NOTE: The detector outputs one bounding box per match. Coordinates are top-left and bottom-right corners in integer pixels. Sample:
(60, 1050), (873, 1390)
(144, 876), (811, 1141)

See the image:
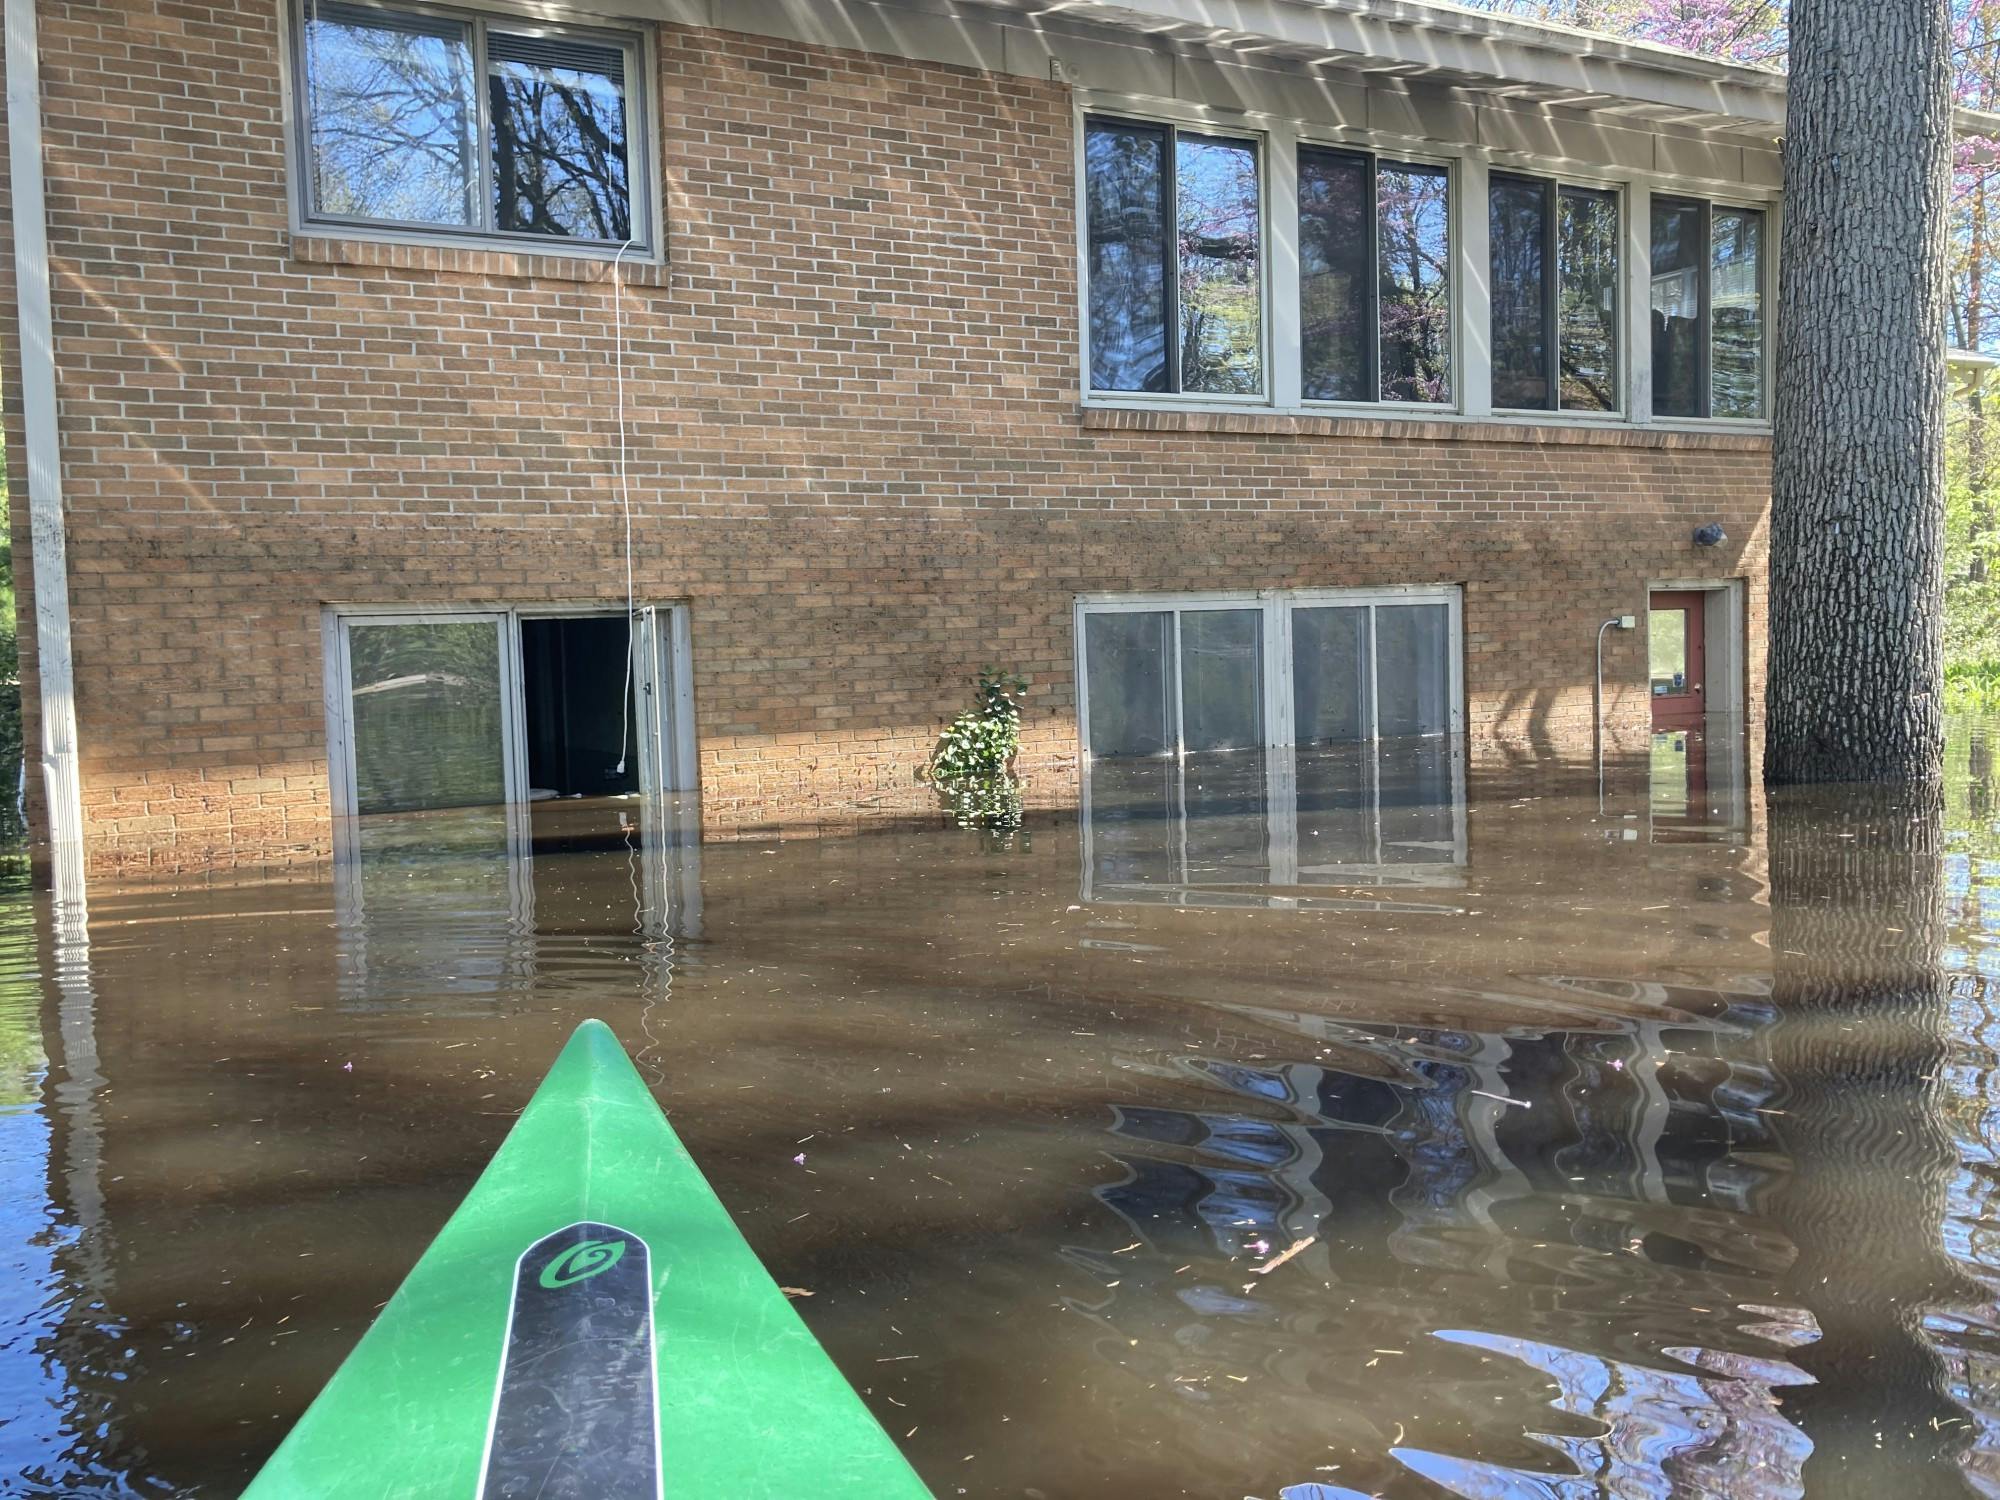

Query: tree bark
(1769, 0), (1952, 786)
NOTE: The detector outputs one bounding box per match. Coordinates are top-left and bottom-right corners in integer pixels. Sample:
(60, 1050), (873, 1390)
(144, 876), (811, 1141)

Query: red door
(1648, 591), (1707, 731)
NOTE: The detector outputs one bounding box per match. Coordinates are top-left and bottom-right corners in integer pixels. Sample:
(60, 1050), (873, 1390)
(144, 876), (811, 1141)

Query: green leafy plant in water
(927, 668), (1028, 831)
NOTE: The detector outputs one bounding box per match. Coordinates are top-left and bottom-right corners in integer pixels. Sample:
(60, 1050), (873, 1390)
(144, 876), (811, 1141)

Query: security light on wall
(1694, 523), (1728, 548)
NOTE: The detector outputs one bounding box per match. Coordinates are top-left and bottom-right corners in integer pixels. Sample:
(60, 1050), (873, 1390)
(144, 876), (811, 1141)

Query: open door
(1648, 591), (1708, 731)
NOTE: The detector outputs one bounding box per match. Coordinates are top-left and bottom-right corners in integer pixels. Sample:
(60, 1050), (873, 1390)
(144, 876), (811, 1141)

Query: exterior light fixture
(1693, 523), (1727, 548)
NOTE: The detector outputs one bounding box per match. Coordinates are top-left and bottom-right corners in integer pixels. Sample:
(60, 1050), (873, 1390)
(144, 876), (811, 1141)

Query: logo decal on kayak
(480, 1222), (659, 1499)
(538, 1237), (626, 1289)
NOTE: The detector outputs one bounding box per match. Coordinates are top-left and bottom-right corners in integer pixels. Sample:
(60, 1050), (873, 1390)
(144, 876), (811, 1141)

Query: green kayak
(244, 1019), (933, 1499)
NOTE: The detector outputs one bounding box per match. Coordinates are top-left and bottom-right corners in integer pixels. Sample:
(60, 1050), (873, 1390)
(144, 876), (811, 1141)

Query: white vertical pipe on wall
(6, 0), (88, 906)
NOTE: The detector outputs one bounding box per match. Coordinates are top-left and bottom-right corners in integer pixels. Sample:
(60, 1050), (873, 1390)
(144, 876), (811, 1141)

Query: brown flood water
(2, 727), (1999, 1497)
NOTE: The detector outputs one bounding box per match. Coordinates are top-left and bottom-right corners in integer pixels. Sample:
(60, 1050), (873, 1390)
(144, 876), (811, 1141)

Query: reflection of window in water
(1082, 742), (1466, 908)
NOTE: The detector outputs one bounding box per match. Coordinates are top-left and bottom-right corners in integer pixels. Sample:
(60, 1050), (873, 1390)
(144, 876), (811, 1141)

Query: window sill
(1079, 406), (1772, 450)
(290, 234), (670, 287)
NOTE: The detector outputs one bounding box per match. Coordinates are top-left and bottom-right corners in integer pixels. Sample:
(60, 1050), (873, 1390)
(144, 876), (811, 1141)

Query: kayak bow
(244, 1019), (933, 1499)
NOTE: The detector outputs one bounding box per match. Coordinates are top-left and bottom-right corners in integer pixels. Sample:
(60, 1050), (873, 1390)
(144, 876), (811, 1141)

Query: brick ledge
(291, 234), (671, 287)
(1081, 406), (1773, 451)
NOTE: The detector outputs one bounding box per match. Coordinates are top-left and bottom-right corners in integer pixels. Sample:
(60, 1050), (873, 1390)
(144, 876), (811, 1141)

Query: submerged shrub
(928, 668), (1027, 781)
(928, 668), (1028, 831)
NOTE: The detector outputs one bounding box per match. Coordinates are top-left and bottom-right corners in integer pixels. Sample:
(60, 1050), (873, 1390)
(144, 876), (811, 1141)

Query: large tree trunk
(1768, 0), (1952, 786)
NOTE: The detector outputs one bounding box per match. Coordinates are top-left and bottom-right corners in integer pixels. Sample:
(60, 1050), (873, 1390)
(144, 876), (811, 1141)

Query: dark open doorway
(520, 614), (638, 799)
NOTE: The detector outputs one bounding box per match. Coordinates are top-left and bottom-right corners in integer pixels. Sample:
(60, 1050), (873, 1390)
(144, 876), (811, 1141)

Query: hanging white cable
(608, 236), (638, 775)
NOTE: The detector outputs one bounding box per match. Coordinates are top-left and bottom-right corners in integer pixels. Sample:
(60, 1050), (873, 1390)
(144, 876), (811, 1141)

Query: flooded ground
(1, 725), (1998, 1496)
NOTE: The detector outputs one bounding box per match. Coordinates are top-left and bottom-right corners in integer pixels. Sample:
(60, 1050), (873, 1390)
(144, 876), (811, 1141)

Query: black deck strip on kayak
(479, 1221), (660, 1500)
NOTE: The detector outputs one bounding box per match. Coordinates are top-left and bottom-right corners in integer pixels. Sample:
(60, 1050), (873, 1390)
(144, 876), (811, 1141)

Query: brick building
(0, 0), (1799, 880)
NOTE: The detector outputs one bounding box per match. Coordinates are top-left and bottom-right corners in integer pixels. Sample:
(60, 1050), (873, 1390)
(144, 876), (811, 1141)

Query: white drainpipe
(6, 0), (88, 906)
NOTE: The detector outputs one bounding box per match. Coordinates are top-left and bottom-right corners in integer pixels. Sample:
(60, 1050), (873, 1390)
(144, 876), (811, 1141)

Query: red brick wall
(0, 4), (1771, 869)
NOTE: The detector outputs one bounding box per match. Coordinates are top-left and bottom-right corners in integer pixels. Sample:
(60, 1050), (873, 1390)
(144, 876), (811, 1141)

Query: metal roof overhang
(871, 0), (2000, 145)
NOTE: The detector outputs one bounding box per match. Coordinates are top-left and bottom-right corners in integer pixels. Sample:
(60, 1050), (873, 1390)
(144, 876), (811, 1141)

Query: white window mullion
(1625, 180), (1654, 424)
(1268, 122), (1303, 410)
(1459, 151), (1493, 419)
(471, 15), (494, 235)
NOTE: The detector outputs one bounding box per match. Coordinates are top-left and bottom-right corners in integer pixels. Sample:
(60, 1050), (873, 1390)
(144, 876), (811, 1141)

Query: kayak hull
(243, 1020), (931, 1499)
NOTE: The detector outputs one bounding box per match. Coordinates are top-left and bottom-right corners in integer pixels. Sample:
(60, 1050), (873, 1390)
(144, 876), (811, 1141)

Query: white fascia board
(996, 0), (1787, 128)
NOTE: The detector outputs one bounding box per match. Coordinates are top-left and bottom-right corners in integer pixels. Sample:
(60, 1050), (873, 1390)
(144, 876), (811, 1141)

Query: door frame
(1646, 589), (1709, 729)
(324, 602), (699, 827)
(1643, 578), (1746, 722)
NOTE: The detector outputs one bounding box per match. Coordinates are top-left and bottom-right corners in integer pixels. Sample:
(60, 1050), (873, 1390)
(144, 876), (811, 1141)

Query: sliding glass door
(329, 606), (697, 820)
(1076, 587), (1462, 759)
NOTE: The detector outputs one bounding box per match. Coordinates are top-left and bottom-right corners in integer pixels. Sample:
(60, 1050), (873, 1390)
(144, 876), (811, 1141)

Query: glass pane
(1293, 744), (1375, 872)
(1291, 606), (1371, 745)
(1558, 186), (1620, 412)
(1180, 610), (1264, 753)
(1650, 608), (1689, 695)
(1085, 611), (1175, 757)
(1177, 134), (1263, 394)
(349, 619), (506, 814)
(304, 2), (477, 227)
(487, 30), (632, 240)
(1181, 749), (1270, 882)
(1651, 198), (1705, 418)
(1489, 175), (1551, 411)
(1378, 736), (1459, 867)
(1378, 163), (1452, 403)
(1299, 149), (1371, 402)
(1084, 758), (1180, 891)
(1374, 603), (1451, 738)
(1085, 120), (1170, 393)
(1711, 208), (1765, 418)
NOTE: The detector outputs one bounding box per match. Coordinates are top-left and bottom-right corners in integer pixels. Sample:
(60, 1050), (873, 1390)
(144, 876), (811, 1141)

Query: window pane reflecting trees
(1558, 187), (1619, 412)
(1085, 120), (1263, 396)
(1379, 164), (1452, 403)
(1176, 135), (1263, 394)
(306, 3), (478, 227)
(1085, 120), (1171, 393)
(1489, 175), (1550, 410)
(1711, 208), (1765, 418)
(1651, 198), (1706, 418)
(487, 33), (631, 240)
(1299, 149), (1372, 402)
(301, 5), (639, 245)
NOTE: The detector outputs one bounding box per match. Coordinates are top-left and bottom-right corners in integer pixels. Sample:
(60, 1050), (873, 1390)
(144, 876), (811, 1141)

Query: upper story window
(1084, 117), (1264, 396)
(1488, 174), (1620, 413)
(1298, 148), (1452, 405)
(1651, 198), (1766, 419)
(296, 0), (648, 250)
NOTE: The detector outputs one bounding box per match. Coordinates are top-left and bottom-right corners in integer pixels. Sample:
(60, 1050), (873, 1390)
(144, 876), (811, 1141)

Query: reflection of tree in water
(1765, 784), (1973, 1495)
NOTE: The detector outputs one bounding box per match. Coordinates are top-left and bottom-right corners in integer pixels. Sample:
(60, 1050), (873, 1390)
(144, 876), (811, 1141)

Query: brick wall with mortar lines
(0, 2), (1773, 868)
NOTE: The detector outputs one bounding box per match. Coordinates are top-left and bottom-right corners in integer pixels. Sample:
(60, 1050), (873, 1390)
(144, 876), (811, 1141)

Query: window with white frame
(1076, 587), (1463, 760)
(1488, 174), (1621, 413)
(1297, 147), (1454, 405)
(295, 0), (649, 250)
(1083, 116), (1265, 396)
(1650, 198), (1767, 419)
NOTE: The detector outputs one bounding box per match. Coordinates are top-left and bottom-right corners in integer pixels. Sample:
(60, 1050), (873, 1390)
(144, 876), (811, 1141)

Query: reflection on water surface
(4, 729), (2000, 1495)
